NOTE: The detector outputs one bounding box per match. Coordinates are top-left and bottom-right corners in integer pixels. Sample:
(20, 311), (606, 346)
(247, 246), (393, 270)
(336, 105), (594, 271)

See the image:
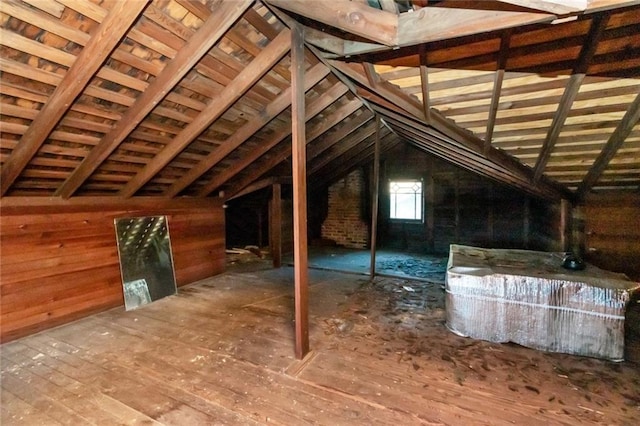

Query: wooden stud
(523, 197), (530, 249)
(271, 183), (282, 269)
(369, 115), (382, 279)
(291, 24), (309, 360)
(363, 63), (380, 87)
(419, 46), (431, 123)
(0, 0), (149, 196)
(54, 0), (252, 198)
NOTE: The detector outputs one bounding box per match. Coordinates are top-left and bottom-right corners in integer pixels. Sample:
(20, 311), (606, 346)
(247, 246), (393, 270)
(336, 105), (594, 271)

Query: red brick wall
(321, 169), (369, 249)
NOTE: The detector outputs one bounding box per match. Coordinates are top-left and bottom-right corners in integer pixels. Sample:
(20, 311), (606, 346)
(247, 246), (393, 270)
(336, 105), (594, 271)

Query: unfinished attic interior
(1, 0), (640, 423)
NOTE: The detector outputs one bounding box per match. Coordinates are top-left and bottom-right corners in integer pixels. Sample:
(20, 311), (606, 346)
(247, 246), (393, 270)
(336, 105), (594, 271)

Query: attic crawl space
(1, 0), (639, 424)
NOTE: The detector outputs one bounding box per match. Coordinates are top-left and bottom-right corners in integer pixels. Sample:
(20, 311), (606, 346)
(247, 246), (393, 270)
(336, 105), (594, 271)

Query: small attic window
(389, 179), (423, 221)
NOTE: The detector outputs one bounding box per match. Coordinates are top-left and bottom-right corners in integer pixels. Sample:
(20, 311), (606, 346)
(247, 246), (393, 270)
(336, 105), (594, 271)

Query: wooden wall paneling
(0, 198), (225, 342)
(583, 192), (640, 280)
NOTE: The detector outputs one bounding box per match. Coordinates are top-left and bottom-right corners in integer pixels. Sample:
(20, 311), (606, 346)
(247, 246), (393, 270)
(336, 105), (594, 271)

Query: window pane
(389, 180), (422, 220)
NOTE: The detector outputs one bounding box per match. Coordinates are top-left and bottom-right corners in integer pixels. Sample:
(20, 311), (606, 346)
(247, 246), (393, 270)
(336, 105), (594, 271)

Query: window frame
(388, 178), (424, 223)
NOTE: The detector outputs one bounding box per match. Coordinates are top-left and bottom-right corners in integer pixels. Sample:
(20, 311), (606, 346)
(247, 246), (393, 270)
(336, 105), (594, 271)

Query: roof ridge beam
(0, 0), (150, 196)
(267, 0), (398, 46)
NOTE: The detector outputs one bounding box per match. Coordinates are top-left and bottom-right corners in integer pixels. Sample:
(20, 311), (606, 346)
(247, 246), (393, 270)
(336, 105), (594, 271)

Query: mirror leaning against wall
(115, 216), (177, 310)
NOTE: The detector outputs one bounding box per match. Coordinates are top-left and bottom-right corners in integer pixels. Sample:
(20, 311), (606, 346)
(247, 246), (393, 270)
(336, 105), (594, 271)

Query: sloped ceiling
(0, 0), (638, 203)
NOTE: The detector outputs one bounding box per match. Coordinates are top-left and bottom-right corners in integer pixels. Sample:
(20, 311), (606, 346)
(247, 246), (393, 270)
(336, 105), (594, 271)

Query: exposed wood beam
(310, 132), (398, 190)
(378, 105), (571, 200)
(533, 15), (608, 181)
(227, 176), (290, 201)
(164, 62), (330, 198)
(496, 0), (587, 14)
(0, 196), (219, 215)
(308, 120), (379, 175)
(330, 57), (569, 199)
(577, 92), (640, 197)
(419, 46), (431, 122)
(0, 0), (149, 196)
(268, 0), (553, 50)
(307, 107), (373, 159)
(396, 7), (554, 47)
(330, 60), (424, 119)
(271, 183), (282, 268)
(370, 115), (382, 279)
(485, 69), (505, 155)
(291, 24), (309, 360)
(222, 99), (366, 199)
(197, 81), (350, 196)
(484, 31), (511, 155)
(54, 0), (252, 198)
(267, 0), (398, 46)
(363, 62), (380, 87)
(119, 29), (292, 197)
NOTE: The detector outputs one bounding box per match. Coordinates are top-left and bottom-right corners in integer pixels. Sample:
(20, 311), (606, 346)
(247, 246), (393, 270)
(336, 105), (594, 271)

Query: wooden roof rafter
(163, 61), (330, 198)
(577, 91), (640, 197)
(532, 14), (609, 181)
(54, 0), (253, 199)
(0, 0), (150, 196)
(198, 78), (348, 196)
(119, 28), (293, 198)
(266, 0), (555, 55)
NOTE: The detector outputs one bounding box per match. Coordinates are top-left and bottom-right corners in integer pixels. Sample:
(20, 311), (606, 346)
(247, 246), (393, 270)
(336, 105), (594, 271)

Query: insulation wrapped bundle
(445, 245), (640, 361)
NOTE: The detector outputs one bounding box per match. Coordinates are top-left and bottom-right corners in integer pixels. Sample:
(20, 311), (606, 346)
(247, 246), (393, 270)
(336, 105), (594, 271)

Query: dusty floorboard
(1, 260), (639, 425)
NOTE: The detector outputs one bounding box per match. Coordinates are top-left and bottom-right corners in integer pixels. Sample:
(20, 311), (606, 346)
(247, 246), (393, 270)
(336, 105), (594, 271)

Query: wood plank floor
(2, 262), (639, 425)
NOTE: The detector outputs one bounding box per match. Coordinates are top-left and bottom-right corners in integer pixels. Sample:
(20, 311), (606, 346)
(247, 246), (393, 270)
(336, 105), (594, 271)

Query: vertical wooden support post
(291, 24), (309, 359)
(560, 198), (571, 252)
(454, 170), (460, 242)
(426, 158), (435, 251)
(487, 183), (494, 243)
(369, 115), (381, 279)
(270, 183), (282, 268)
(523, 197), (530, 249)
(573, 204), (586, 258)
